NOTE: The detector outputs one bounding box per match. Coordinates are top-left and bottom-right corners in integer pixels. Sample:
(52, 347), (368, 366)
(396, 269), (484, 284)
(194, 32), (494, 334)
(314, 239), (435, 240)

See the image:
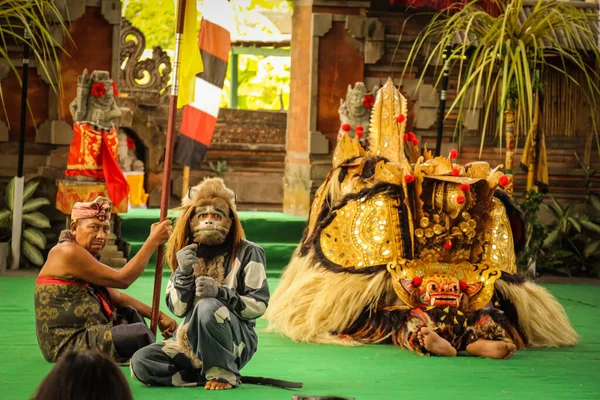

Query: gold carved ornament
(319, 192), (404, 270)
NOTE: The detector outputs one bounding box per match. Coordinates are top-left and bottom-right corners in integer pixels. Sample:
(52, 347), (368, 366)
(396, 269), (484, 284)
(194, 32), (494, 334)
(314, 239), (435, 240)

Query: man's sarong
(34, 277), (154, 363)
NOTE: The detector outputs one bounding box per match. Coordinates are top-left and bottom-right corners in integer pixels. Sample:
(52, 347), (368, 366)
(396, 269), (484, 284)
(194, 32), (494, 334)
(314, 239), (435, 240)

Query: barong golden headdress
(306, 78), (515, 312)
(71, 196), (112, 222)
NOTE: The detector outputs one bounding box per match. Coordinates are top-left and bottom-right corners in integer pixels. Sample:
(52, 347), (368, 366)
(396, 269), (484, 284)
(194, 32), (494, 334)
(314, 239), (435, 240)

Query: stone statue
(338, 82), (373, 143)
(117, 128), (144, 172)
(69, 69), (121, 129)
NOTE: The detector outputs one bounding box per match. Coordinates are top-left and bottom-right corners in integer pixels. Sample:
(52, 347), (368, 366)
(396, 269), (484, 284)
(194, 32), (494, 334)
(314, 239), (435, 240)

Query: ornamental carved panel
(119, 19), (171, 106)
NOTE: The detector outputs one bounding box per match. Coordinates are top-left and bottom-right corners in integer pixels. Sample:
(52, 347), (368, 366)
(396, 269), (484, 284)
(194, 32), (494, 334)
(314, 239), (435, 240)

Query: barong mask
(400, 273), (482, 309)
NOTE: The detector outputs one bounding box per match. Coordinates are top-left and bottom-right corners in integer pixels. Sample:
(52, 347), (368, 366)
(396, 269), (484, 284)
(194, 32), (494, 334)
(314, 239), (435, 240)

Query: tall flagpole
(150, 0), (187, 335)
(11, 15), (31, 270)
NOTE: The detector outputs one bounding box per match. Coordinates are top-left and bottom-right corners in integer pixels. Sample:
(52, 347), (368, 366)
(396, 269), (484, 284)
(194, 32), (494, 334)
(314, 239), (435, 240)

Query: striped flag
(174, 0), (233, 170)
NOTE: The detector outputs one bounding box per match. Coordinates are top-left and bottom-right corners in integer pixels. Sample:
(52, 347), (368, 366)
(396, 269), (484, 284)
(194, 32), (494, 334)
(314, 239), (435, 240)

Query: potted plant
(0, 177), (51, 269)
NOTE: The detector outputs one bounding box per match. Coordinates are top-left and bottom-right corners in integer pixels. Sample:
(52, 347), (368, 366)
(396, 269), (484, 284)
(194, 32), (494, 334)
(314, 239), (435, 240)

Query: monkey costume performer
(131, 179), (269, 389)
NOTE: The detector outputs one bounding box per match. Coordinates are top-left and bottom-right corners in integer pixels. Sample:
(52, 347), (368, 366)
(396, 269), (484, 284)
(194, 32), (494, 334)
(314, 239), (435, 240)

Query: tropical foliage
(0, 0), (67, 89)
(517, 189), (547, 275)
(0, 178), (51, 267)
(208, 160), (232, 178)
(402, 0), (600, 149)
(528, 154), (600, 277)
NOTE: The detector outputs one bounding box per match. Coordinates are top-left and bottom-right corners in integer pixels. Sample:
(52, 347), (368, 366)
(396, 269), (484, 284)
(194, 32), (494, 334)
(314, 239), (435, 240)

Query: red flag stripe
(180, 106), (217, 146)
(198, 19), (231, 63)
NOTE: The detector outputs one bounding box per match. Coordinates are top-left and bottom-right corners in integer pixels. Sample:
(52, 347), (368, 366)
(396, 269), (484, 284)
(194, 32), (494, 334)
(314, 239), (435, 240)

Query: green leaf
(589, 194), (600, 214)
(23, 197), (50, 213)
(544, 227), (560, 248)
(22, 180), (41, 203)
(4, 177), (14, 211)
(581, 219), (600, 235)
(22, 212), (51, 229)
(22, 227), (47, 249)
(0, 209), (10, 225)
(585, 239), (600, 258)
(568, 217), (581, 233)
(22, 239), (44, 266)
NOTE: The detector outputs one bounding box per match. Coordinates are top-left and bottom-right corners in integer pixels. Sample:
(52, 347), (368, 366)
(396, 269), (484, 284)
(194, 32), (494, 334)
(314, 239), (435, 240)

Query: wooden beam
(231, 46), (290, 57)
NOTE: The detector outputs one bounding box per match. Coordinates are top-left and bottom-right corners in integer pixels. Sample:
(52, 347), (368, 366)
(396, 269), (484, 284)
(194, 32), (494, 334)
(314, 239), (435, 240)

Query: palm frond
(401, 0), (600, 144)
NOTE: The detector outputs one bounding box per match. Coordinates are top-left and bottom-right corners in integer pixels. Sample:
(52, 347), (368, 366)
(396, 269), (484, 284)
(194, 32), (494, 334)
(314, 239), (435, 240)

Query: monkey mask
(167, 178), (246, 272)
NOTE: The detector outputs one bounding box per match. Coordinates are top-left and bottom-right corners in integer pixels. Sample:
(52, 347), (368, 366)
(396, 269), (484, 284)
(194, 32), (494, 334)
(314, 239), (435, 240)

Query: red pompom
(412, 277), (423, 286)
(411, 138), (419, 146)
(499, 175), (510, 187)
(444, 240), (453, 250)
(126, 136), (135, 150)
(396, 114), (406, 123)
(362, 94), (375, 109)
(449, 149), (459, 159)
(459, 183), (470, 192)
(452, 168), (460, 177)
(111, 81), (119, 97)
(408, 132), (416, 141)
(404, 174), (415, 183)
(91, 82), (106, 98)
(356, 130), (364, 138)
(341, 124), (351, 132)
(456, 195), (466, 205)
(459, 280), (468, 291)
(356, 126), (364, 132)
(403, 134), (409, 142)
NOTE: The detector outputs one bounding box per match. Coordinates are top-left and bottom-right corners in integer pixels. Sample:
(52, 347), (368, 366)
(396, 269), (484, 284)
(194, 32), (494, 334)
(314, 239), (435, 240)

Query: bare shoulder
(48, 242), (85, 263)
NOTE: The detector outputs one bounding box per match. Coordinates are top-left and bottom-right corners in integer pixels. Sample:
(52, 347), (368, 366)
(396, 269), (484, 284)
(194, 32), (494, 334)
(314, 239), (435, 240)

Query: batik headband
(71, 196), (112, 222)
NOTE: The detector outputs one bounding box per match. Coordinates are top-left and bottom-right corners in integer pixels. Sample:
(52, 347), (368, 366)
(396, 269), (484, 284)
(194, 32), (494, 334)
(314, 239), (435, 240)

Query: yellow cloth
(177, 0), (204, 108)
(125, 174), (149, 207)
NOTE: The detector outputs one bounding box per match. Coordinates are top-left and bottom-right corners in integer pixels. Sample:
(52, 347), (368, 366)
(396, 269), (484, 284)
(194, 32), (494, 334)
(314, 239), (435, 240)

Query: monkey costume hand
(195, 276), (218, 299)
(176, 243), (198, 275)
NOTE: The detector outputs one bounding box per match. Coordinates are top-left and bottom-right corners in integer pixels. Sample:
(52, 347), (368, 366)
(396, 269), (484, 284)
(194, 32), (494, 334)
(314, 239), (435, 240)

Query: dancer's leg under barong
(131, 298), (256, 387)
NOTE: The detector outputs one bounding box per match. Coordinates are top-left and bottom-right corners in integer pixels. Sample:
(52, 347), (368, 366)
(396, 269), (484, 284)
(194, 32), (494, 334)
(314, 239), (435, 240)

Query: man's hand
(147, 219), (173, 247)
(195, 276), (218, 299)
(158, 312), (178, 339)
(176, 243), (198, 275)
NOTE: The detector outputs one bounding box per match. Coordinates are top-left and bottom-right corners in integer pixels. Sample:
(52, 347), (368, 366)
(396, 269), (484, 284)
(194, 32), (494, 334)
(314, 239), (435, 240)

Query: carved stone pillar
(284, 0), (369, 216)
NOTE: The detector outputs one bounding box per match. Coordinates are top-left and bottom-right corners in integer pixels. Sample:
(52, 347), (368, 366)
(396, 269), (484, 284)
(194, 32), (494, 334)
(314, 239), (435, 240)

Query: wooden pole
(11, 11), (31, 270)
(526, 91), (539, 192)
(504, 98), (515, 197)
(181, 165), (190, 199)
(435, 46), (451, 157)
(150, 0), (187, 335)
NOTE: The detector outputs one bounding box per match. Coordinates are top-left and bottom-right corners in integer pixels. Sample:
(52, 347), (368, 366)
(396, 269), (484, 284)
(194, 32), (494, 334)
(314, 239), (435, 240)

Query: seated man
(34, 196), (177, 363)
(131, 178), (269, 391)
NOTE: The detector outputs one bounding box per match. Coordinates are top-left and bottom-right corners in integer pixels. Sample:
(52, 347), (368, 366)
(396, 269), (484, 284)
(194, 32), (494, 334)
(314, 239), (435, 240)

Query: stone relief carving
(119, 19), (171, 106)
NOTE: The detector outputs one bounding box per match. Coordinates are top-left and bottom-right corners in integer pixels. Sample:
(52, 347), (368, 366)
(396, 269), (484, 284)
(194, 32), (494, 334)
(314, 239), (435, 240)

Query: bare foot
(466, 340), (517, 359)
(204, 380), (233, 390)
(417, 327), (457, 357)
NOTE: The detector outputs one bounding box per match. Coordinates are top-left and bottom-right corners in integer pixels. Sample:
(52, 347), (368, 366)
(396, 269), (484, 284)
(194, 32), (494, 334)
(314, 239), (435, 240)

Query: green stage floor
(1, 275), (599, 400)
